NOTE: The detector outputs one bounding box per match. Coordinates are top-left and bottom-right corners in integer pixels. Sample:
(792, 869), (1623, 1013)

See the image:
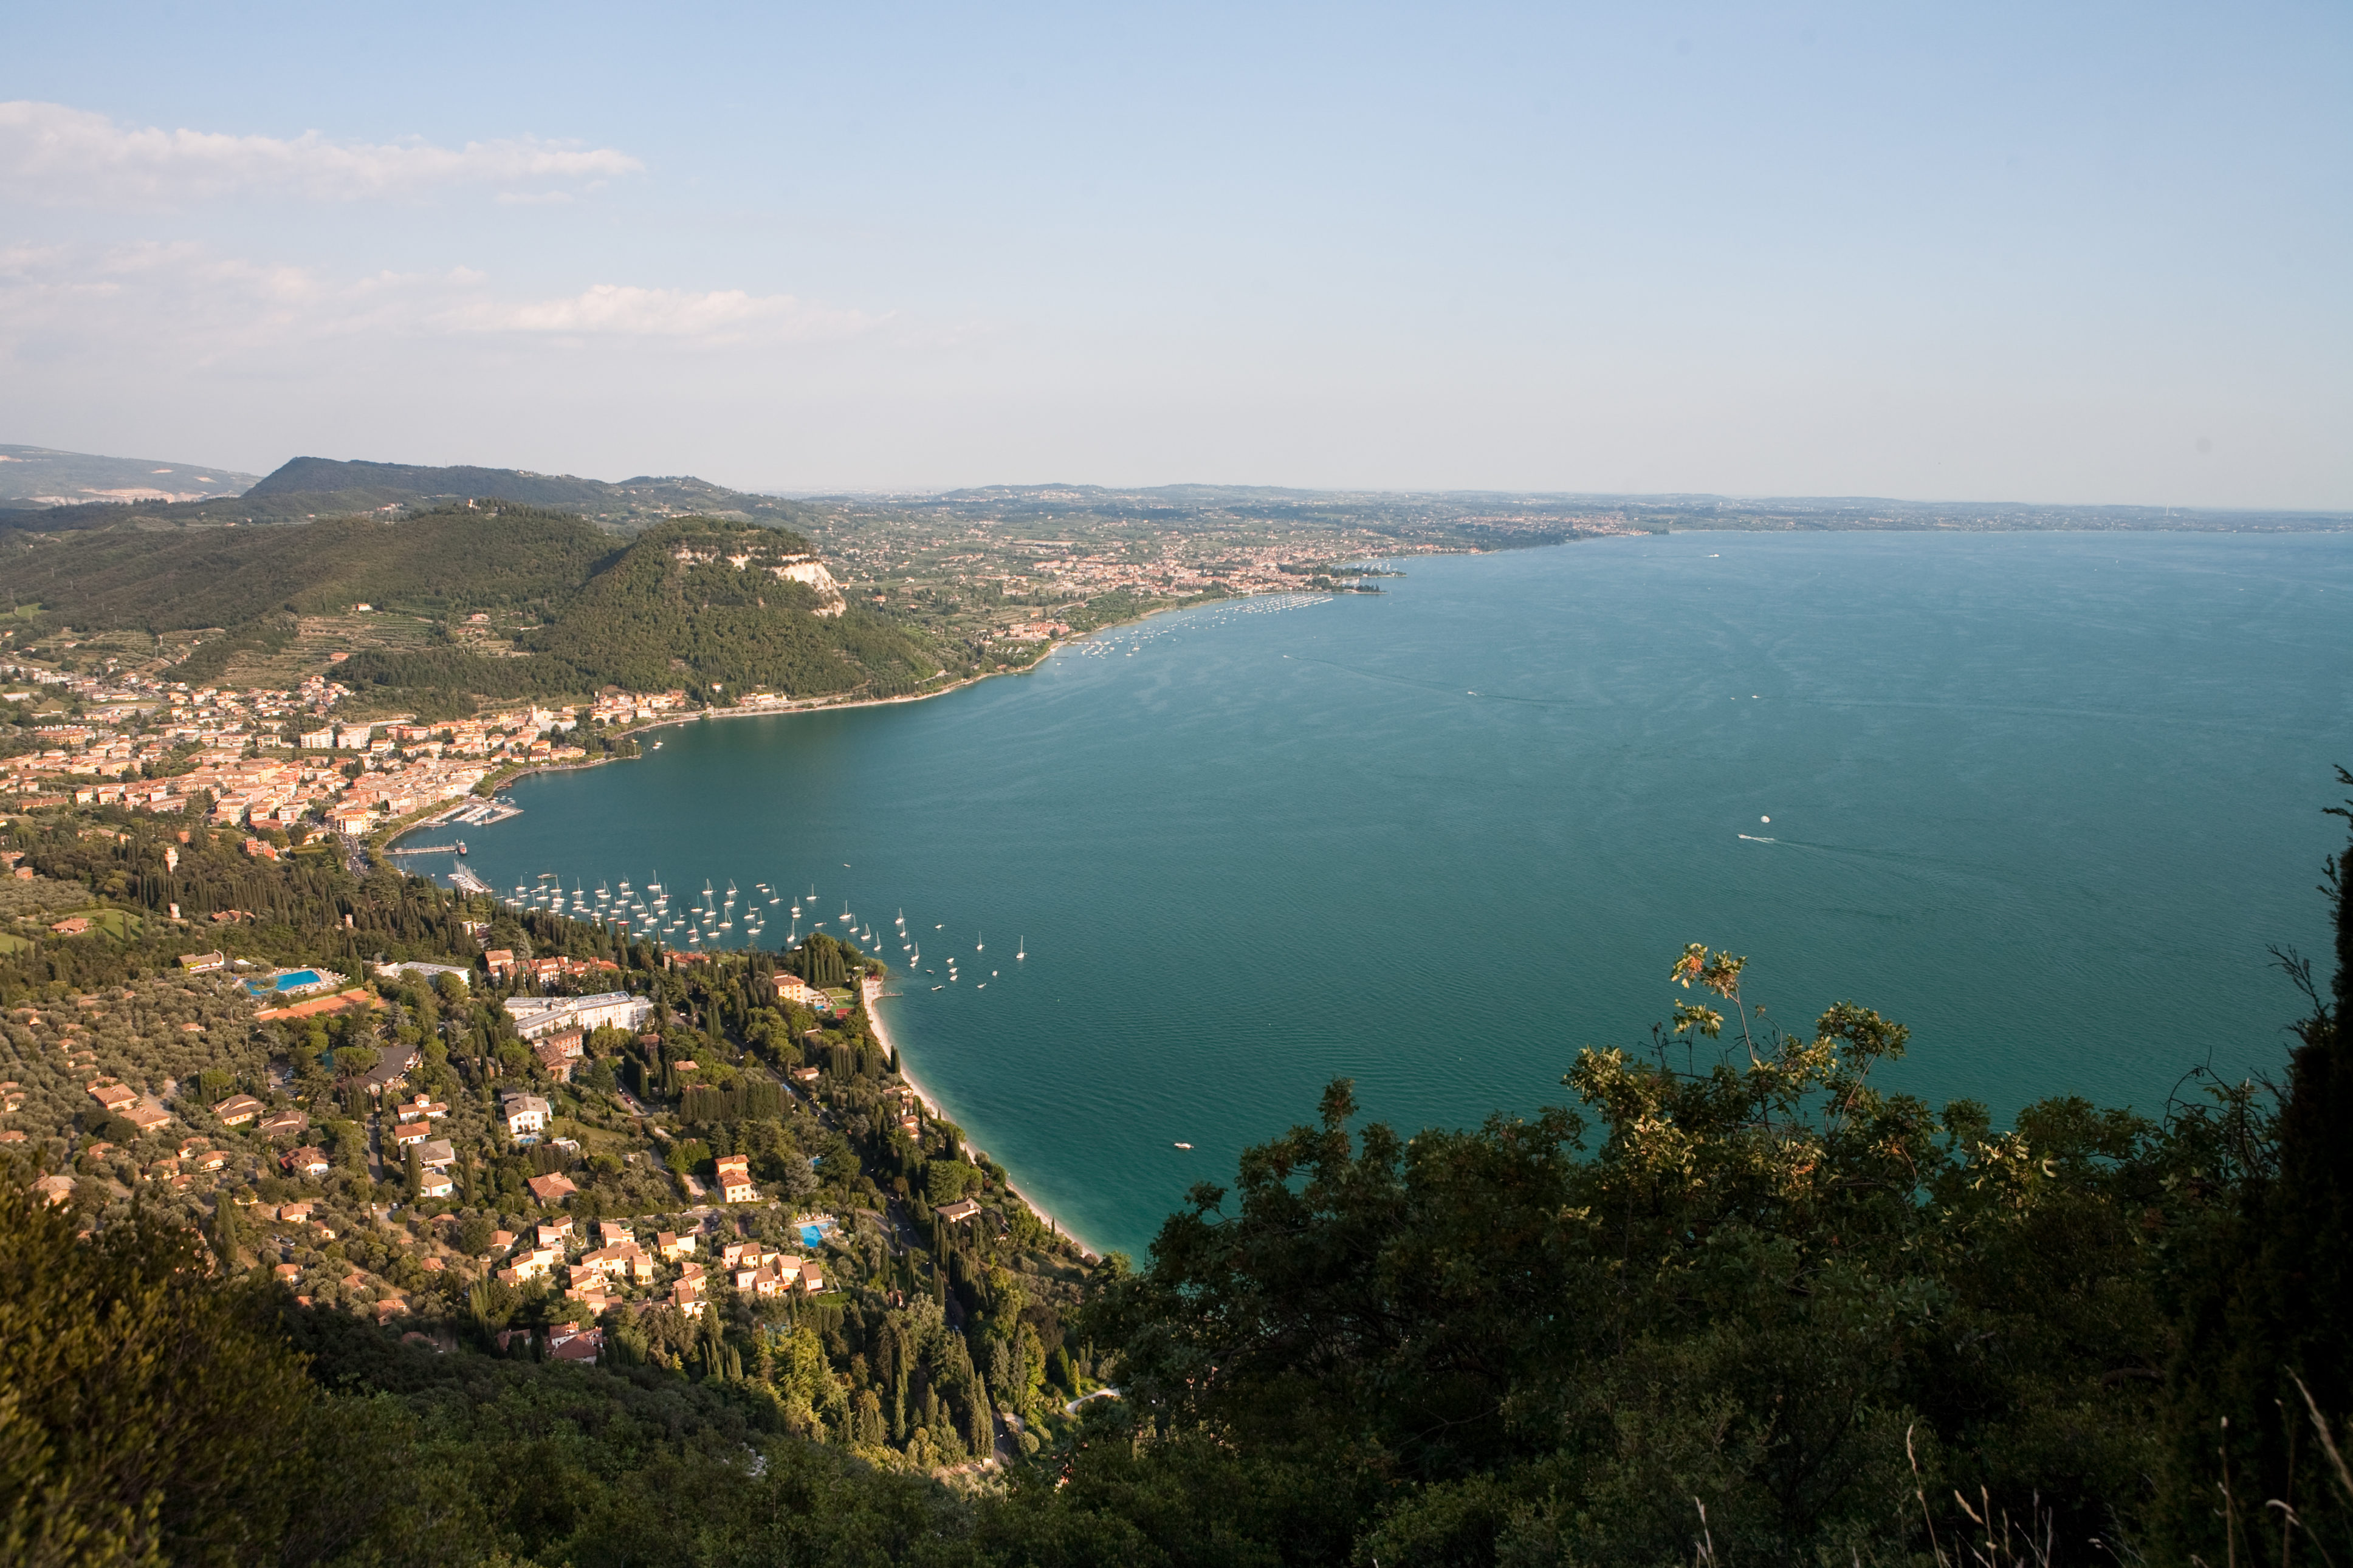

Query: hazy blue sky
(4, 2), (2346, 504)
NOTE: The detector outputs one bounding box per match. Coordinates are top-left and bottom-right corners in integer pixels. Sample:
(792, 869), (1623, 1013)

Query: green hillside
(335, 519), (943, 708)
(244, 457), (626, 507)
(3, 506), (944, 709)
(520, 519), (940, 696)
(3, 502), (617, 629)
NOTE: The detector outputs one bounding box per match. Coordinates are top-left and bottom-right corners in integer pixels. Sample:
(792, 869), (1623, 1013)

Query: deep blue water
(407, 532), (2353, 1258)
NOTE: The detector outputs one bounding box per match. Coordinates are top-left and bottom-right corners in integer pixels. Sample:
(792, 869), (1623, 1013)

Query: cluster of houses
(721, 1234), (824, 1298)
(25, 1066), (314, 1199)
(0, 653), (627, 832)
(487, 954), (625, 988)
(479, 1211), (822, 1324)
(586, 690), (690, 725)
(0, 670), (338, 804)
(386, 1093), (458, 1198)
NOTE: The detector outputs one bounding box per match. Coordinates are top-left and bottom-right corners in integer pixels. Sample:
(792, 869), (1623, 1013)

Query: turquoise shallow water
(413, 532), (2353, 1258)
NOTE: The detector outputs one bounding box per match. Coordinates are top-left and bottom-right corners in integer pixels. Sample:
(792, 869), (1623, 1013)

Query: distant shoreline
(624, 594), (1221, 737)
(619, 583), (1301, 738)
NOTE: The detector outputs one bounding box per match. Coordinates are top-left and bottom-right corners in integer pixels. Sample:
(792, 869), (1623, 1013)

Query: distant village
(0, 660), (704, 839)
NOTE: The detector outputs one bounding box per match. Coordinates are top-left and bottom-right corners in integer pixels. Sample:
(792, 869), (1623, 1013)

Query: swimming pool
(247, 969), (323, 996)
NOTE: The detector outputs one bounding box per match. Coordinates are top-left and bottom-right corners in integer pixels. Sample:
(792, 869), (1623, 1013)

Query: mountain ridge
(0, 452), (819, 537)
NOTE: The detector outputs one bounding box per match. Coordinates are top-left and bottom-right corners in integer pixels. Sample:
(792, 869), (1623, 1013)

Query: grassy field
(60, 906), (144, 940)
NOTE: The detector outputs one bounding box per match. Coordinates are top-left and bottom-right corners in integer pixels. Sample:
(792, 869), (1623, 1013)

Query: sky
(2, 2), (2347, 505)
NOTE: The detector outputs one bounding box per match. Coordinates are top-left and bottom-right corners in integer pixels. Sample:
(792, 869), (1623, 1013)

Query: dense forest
(4, 779), (2351, 1565)
(1, 504), (622, 628)
(510, 519), (943, 699)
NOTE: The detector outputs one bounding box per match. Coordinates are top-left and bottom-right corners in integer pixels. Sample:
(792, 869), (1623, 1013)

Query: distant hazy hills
(0, 450), (816, 535)
(8, 445), (2343, 541)
(0, 443), (260, 507)
(909, 483), (2349, 533)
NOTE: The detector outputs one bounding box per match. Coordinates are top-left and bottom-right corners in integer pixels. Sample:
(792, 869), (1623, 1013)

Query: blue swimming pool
(800, 1225), (825, 1250)
(246, 969), (322, 996)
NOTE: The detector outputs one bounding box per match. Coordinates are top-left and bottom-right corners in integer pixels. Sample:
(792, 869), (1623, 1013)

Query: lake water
(414, 532), (2353, 1258)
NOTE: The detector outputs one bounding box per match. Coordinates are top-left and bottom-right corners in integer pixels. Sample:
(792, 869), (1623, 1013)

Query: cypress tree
(208, 1197), (244, 1270)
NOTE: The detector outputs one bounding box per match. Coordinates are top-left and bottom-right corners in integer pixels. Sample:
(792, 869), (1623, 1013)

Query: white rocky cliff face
(672, 543), (848, 617)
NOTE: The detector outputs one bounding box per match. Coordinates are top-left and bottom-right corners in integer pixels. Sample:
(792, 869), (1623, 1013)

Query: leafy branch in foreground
(1073, 813), (2353, 1566)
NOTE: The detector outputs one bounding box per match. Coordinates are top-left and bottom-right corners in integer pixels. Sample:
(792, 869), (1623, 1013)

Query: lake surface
(411, 532), (2353, 1258)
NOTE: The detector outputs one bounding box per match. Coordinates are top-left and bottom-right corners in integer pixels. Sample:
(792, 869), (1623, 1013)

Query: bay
(413, 531), (2353, 1258)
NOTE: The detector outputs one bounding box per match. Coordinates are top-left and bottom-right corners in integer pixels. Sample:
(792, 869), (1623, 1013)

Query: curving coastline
(862, 981), (1103, 1264)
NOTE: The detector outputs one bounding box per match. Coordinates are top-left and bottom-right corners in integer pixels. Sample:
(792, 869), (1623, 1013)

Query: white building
(502, 1094), (551, 1139)
(503, 992), (653, 1040)
(377, 960), (470, 990)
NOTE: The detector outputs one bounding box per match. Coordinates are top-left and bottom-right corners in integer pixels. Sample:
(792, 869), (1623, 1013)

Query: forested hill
(246, 457), (626, 507)
(515, 518), (941, 697)
(5, 507), (946, 710)
(0, 454), (816, 535)
(6, 502), (620, 629)
(335, 518), (946, 709)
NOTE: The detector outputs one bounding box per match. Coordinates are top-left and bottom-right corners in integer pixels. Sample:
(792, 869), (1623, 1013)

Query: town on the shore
(0, 660), (693, 834)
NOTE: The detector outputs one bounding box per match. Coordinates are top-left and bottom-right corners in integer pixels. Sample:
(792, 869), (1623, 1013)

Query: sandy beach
(860, 977), (1102, 1262)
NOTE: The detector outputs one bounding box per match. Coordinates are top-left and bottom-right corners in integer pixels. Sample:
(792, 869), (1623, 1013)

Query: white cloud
(0, 100), (642, 206)
(0, 241), (889, 363)
(452, 283), (885, 344)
